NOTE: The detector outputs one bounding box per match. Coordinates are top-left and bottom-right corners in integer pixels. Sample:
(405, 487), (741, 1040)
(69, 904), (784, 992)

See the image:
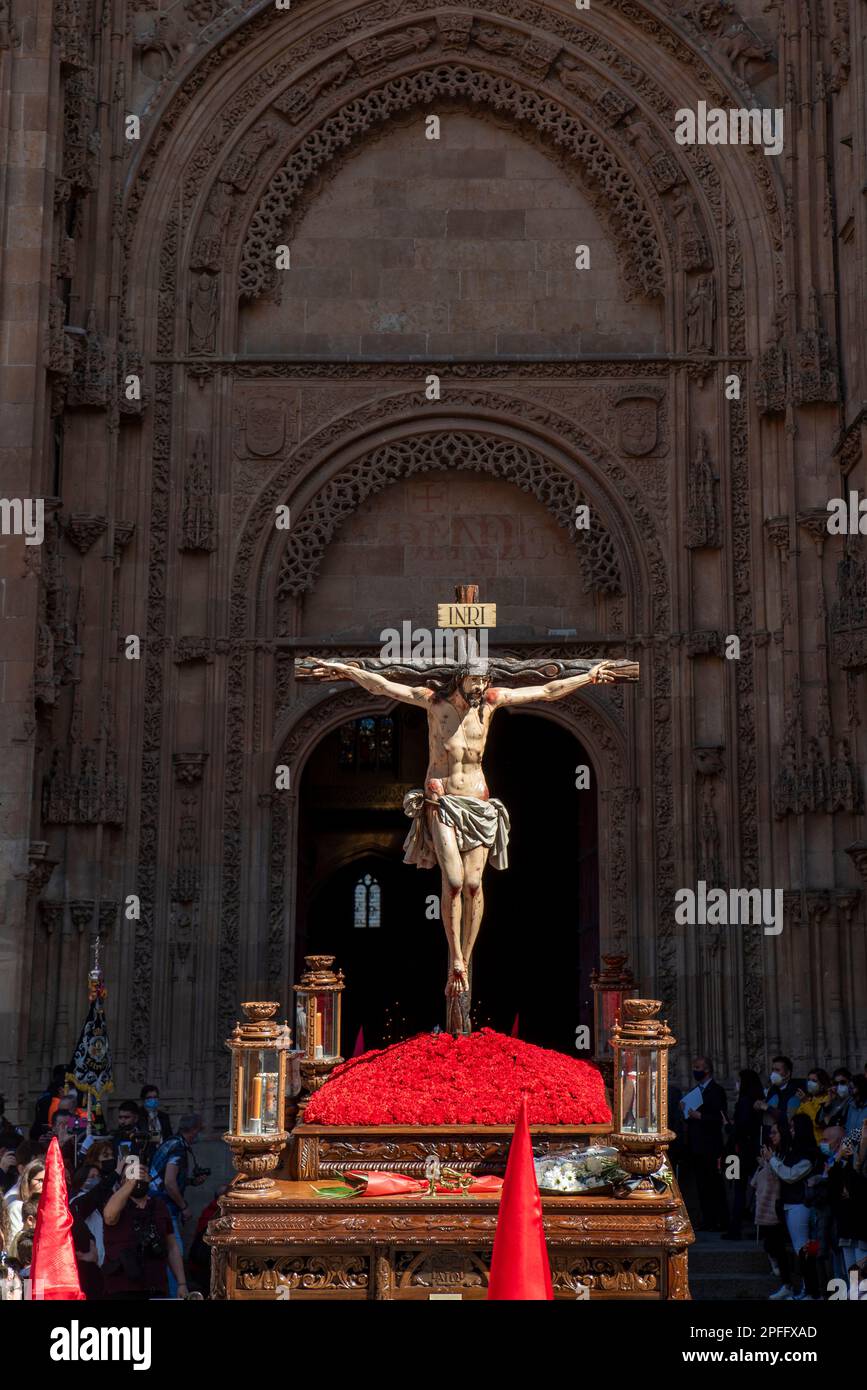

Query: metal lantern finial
(590, 953), (637, 1081)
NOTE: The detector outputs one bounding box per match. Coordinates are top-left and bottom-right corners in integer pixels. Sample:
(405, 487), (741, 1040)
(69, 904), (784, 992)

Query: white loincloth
(402, 789), (510, 871)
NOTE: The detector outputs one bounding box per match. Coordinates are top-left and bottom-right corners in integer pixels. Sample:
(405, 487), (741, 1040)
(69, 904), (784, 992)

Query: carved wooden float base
(205, 1176), (694, 1301)
(290, 1122), (614, 1180)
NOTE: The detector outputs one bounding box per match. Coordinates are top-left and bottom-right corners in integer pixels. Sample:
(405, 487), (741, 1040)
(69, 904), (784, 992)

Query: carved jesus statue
(307, 654), (629, 1034)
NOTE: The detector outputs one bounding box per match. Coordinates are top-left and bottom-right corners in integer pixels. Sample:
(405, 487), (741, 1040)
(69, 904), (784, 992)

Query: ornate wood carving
(206, 1177), (694, 1299)
(235, 1254), (369, 1293)
(551, 1254), (660, 1294)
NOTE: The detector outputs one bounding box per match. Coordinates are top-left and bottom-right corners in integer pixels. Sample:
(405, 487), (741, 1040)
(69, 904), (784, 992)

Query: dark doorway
(296, 704), (598, 1055)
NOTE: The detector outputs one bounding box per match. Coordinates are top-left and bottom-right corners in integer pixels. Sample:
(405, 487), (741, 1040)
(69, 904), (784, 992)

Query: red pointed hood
(30, 1137), (84, 1300)
(487, 1095), (554, 1300)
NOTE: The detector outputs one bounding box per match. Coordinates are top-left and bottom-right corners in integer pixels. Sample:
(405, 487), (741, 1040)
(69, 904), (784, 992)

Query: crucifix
(299, 585), (638, 1036)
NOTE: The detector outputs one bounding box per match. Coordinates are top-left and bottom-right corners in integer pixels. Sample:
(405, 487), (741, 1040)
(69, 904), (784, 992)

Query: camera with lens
(192, 1163), (211, 1180)
(134, 1216), (166, 1263)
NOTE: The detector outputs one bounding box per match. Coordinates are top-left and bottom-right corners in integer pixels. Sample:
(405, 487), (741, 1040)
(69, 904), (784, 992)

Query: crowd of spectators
(673, 1053), (867, 1299)
(0, 1068), (220, 1300)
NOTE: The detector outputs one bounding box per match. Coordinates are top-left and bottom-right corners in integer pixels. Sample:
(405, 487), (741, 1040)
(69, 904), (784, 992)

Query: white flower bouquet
(534, 1145), (627, 1195)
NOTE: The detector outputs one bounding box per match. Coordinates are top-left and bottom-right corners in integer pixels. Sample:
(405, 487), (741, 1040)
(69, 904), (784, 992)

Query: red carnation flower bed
(303, 1029), (611, 1126)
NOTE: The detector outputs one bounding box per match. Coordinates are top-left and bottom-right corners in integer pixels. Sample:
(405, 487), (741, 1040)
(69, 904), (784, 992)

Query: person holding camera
(68, 1140), (123, 1298)
(148, 1113), (207, 1296)
(111, 1099), (146, 1159)
(102, 1157), (187, 1301)
(826, 1117), (867, 1279)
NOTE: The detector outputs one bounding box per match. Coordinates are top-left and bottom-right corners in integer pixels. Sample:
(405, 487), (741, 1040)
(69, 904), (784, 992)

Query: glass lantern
(609, 998), (675, 1194)
(293, 955), (345, 1102)
(223, 1001), (290, 1193)
(590, 954), (637, 1073)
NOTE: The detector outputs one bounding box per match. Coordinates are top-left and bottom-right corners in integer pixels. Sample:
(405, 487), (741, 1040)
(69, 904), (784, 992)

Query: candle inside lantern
(314, 1008), (323, 1059)
(636, 1064), (650, 1132)
(249, 1072), (263, 1133)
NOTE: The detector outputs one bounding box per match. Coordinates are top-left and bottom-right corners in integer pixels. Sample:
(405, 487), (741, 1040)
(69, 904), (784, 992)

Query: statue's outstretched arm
(493, 659), (638, 707)
(301, 659), (432, 707)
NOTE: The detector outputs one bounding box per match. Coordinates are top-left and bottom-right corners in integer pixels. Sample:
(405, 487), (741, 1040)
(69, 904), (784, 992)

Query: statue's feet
(445, 962), (469, 996)
(446, 987), (472, 1038)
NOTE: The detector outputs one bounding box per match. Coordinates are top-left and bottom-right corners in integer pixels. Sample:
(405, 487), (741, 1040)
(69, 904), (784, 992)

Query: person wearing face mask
(768, 1113), (822, 1300)
(102, 1156), (187, 1301)
(139, 1084), (172, 1149)
(67, 1139), (120, 1298)
(753, 1122), (792, 1295)
(794, 1068), (832, 1143)
(818, 1124), (848, 1282)
(845, 1075), (867, 1134)
(148, 1113), (207, 1296)
(819, 1069), (853, 1128)
(754, 1055), (803, 1135)
(681, 1055), (729, 1232)
(825, 1119), (867, 1280)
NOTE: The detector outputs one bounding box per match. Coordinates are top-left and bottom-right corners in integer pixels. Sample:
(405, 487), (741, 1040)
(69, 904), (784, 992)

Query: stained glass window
(354, 873), (381, 929)
(377, 716), (394, 765)
(338, 723), (355, 768)
(358, 718), (377, 766)
(337, 717), (397, 771)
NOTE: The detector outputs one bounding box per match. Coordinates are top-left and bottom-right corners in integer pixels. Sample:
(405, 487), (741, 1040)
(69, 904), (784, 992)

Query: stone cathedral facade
(1, 0), (865, 1121)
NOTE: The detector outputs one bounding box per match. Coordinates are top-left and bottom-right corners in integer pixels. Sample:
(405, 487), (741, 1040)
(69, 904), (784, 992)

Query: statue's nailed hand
(588, 661), (618, 685)
(305, 660), (351, 679)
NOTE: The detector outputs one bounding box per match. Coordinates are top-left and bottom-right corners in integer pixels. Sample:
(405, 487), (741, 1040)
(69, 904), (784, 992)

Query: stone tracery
(276, 432), (625, 603)
(237, 62), (666, 303)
